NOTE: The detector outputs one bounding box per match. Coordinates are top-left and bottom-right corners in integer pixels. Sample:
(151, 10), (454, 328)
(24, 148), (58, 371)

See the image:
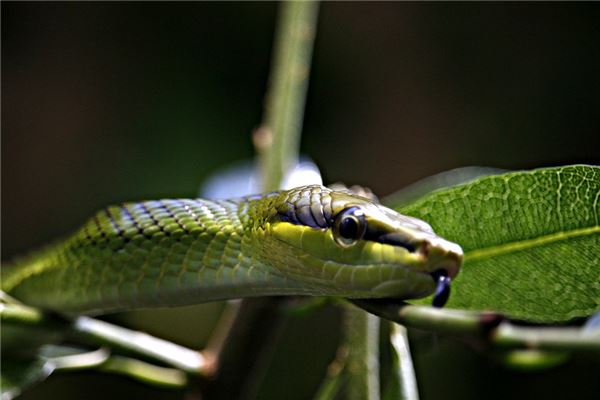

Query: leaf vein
(465, 225), (600, 261)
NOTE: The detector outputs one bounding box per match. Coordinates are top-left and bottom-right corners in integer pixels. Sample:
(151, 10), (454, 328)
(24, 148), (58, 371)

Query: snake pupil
(333, 207), (366, 246)
(339, 217), (359, 239)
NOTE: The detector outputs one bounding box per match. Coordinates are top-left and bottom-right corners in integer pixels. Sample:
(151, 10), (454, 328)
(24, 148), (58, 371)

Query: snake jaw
(421, 236), (463, 279)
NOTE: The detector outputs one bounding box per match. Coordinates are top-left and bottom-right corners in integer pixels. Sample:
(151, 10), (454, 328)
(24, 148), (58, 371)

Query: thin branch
(201, 299), (242, 375)
(204, 297), (291, 399)
(353, 300), (503, 336)
(352, 300), (600, 352)
(256, 0), (319, 191)
(45, 347), (187, 388)
(386, 323), (419, 400)
(0, 302), (53, 329)
(44, 347), (110, 371)
(493, 323), (600, 352)
(98, 355), (187, 388)
(313, 345), (348, 400)
(344, 304), (381, 400)
(70, 316), (209, 374)
(0, 302), (210, 375)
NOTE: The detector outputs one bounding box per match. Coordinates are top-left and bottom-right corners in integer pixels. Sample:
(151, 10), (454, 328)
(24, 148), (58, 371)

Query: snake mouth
(367, 231), (417, 253)
(423, 237), (463, 278)
(424, 242), (463, 307)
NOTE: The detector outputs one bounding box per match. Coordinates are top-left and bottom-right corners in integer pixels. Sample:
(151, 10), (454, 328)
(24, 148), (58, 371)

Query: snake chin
(369, 271), (437, 300)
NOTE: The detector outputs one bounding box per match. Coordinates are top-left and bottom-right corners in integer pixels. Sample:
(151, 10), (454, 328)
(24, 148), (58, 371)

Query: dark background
(2, 2), (599, 399)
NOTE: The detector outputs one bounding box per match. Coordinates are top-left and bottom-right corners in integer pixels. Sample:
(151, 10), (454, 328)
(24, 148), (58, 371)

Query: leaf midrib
(464, 225), (600, 261)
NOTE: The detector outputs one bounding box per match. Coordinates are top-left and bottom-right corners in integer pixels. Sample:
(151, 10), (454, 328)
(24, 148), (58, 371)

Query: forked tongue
(431, 270), (451, 308)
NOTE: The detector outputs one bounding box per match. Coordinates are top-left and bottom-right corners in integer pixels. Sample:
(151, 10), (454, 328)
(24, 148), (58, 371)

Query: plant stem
(70, 316), (209, 374)
(98, 355), (187, 388)
(387, 323), (419, 400)
(344, 304), (381, 400)
(313, 345), (348, 400)
(46, 347), (188, 388)
(0, 302), (210, 375)
(493, 323), (600, 352)
(353, 300), (600, 352)
(353, 300), (502, 337)
(257, 0), (319, 191)
(204, 297), (290, 399)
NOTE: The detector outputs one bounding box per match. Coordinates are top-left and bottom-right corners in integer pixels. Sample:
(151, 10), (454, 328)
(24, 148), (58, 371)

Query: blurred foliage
(1, 358), (51, 400)
(2, 2), (599, 400)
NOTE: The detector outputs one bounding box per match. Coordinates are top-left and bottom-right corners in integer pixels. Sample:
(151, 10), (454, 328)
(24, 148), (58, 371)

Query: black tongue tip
(431, 271), (451, 308)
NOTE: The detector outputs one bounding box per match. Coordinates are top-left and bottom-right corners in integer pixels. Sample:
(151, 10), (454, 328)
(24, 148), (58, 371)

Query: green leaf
(383, 166), (507, 209)
(0, 358), (53, 400)
(496, 349), (570, 372)
(391, 165), (600, 323)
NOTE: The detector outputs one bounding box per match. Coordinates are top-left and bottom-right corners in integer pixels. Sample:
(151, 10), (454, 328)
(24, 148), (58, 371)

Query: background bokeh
(2, 2), (599, 399)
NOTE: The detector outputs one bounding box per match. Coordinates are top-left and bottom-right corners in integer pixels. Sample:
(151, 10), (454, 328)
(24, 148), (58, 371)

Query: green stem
(0, 301), (55, 327)
(344, 304), (381, 400)
(98, 355), (187, 388)
(313, 345), (347, 400)
(386, 323), (419, 400)
(70, 316), (209, 374)
(353, 300), (502, 337)
(204, 298), (290, 399)
(257, 0), (319, 191)
(0, 302), (209, 375)
(353, 300), (600, 352)
(493, 323), (600, 352)
(46, 347), (188, 388)
(45, 347), (110, 371)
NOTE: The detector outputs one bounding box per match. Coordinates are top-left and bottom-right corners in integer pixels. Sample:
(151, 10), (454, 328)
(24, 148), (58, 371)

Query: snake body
(1, 185), (463, 315)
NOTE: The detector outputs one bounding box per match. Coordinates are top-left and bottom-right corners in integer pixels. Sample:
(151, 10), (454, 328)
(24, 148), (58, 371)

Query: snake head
(262, 185), (463, 302)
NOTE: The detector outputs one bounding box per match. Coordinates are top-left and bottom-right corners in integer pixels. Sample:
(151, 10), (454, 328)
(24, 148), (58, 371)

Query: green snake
(1, 185), (463, 315)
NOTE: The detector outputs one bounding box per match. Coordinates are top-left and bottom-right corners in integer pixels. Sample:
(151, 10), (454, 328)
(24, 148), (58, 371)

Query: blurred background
(2, 2), (599, 399)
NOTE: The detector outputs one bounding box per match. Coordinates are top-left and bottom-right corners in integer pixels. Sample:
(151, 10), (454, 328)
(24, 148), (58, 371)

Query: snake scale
(1, 185), (463, 315)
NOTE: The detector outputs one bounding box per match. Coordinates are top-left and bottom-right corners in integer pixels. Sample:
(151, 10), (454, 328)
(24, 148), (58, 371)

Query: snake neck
(2, 198), (302, 314)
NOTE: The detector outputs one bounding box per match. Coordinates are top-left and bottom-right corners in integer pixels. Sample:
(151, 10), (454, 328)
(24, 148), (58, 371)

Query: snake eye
(333, 207), (367, 247)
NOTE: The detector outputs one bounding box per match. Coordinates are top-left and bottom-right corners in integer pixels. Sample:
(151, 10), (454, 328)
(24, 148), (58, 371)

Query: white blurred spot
(200, 157), (322, 198)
